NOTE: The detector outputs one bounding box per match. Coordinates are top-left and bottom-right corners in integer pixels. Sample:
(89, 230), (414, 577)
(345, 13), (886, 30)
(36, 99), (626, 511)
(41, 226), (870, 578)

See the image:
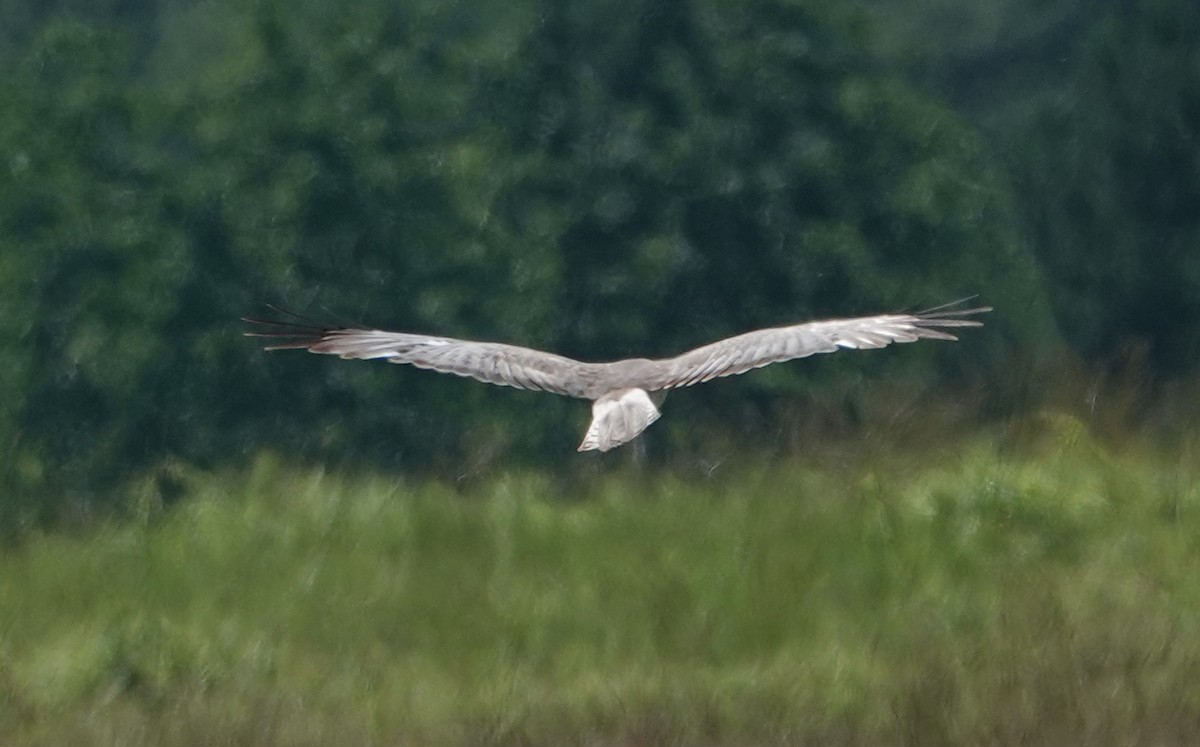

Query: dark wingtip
(908, 298), (991, 340)
(915, 296), (991, 315)
(913, 297), (991, 327)
(242, 305), (340, 349)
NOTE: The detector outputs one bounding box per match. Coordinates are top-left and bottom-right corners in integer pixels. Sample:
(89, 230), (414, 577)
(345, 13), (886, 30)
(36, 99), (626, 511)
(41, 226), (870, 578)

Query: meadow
(2, 412), (1199, 746)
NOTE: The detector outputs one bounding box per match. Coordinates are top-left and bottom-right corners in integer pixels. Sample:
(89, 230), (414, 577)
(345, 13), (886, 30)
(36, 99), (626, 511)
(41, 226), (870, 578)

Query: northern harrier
(244, 300), (989, 452)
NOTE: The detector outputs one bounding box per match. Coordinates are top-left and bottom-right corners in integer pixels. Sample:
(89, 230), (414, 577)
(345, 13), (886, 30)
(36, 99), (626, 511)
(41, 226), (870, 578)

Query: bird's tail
(578, 388), (662, 452)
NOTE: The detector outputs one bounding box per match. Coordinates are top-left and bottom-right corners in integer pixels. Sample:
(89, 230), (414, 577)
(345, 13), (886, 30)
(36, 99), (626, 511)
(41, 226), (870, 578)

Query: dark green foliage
(1010, 0), (1200, 373)
(487, 0), (1044, 356)
(0, 23), (186, 525)
(0, 0), (1196, 527)
(854, 0), (1200, 374)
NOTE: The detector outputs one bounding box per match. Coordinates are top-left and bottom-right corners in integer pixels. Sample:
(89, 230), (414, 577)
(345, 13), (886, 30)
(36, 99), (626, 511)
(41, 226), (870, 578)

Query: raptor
(245, 300), (989, 452)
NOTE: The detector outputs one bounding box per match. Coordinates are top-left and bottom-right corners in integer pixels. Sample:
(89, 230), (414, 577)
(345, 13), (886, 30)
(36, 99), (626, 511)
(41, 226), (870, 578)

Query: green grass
(2, 413), (1199, 745)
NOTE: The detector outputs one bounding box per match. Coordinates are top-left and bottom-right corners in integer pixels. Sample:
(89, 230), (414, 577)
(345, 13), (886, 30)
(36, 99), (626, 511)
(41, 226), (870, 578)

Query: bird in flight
(244, 300), (989, 452)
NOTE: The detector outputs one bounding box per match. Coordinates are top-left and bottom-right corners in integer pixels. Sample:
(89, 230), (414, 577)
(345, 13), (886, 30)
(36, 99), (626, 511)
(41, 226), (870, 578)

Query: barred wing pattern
(245, 301), (989, 452)
(640, 303), (989, 391)
(244, 312), (600, 399)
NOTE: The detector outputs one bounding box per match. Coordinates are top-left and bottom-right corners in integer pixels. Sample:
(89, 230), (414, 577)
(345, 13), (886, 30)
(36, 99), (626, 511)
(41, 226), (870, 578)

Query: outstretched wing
(639, 300), (990, 391)
(244, 309), (599, 399)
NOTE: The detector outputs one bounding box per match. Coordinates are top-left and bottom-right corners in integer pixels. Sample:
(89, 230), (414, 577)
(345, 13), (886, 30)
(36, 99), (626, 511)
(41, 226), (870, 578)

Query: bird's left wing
(638, 301), (990, 391)
(244, 309), (598, 399)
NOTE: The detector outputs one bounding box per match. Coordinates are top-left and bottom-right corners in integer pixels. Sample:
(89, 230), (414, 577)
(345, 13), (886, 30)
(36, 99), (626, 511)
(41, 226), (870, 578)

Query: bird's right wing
(244, 310), (599, 399)
(640, 301), (990, 391)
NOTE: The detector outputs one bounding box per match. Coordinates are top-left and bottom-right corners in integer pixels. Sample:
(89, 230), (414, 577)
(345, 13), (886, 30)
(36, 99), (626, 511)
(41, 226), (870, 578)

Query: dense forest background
(1, 0), (1197, 529)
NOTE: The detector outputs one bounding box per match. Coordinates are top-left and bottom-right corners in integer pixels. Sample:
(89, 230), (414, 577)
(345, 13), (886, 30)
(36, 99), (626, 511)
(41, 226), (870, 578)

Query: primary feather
(245, 300), (989, 451)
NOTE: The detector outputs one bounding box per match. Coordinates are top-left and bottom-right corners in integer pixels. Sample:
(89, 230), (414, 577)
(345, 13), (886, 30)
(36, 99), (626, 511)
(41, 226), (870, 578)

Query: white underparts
(577, 388), (662, 452)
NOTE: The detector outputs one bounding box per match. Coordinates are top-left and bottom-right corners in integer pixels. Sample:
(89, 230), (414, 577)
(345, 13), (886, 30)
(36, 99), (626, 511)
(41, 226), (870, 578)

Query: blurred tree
(0, 0), (1066, 530)
(1008, 0), (1200, 375)
(848, 0), (1200, 379)
(0, 2), (579, 527)
(479, 0), (1053, 444)
(0, 0), (165, 69)
(177, 0), (579, 470)
(0, 22), (185, 525)
(847, 0), (1107, 106)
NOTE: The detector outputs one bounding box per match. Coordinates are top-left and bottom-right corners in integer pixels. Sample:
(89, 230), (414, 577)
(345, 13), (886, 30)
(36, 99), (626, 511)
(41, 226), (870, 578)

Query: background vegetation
(3, 423), (1200, 744)
(3, 0), (1196, 521)
(1, 0), (1198, 742)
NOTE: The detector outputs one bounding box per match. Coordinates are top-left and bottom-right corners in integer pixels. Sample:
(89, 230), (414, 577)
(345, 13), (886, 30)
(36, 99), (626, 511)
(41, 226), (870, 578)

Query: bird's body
(245, 300), (989, 452)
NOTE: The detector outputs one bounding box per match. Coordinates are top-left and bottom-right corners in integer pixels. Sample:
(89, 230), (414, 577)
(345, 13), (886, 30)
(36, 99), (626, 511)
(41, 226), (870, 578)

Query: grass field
(2, 413), (1199, 745)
